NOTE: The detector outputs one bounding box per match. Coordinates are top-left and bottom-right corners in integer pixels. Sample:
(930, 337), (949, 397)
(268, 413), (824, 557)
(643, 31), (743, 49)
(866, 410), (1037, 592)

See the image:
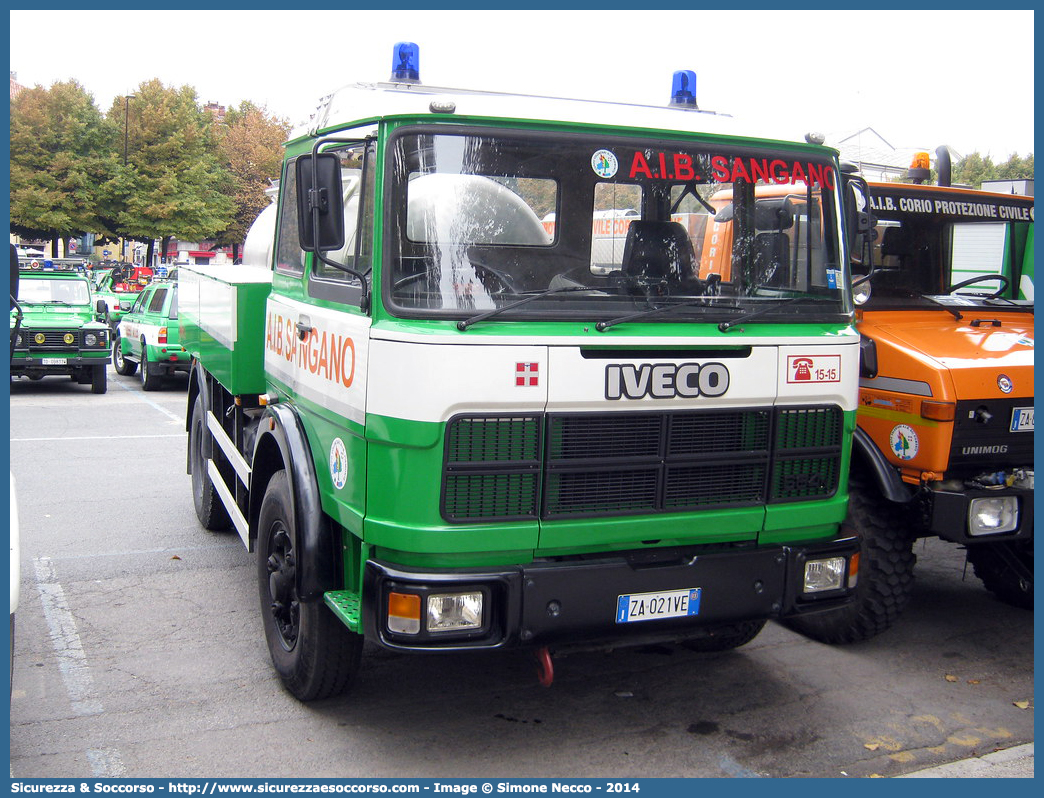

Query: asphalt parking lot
(8, 367), (1035, 779)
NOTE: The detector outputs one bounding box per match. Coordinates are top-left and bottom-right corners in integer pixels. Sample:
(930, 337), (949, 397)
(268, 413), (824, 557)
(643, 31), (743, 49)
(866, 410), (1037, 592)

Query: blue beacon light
(391, 42), (420, 83)
(670, 70), (698, 109)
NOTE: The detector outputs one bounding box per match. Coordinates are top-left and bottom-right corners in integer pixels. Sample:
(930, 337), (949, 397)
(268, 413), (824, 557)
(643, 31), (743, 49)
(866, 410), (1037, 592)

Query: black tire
(140, 343), (160, 391)
(783, 474), (916, 643)
(189, 394), (232, 531)
(682, 619), (766, 652)
(257, 470), (362, 701)
(91, 363), (107, 394)
(967, 540), (1033, 609)
(112, 337), (137, 376)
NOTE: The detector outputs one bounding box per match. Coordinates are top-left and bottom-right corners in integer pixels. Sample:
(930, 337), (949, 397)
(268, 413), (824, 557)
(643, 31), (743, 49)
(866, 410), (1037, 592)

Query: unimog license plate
(1010, 407), (1034, 432)
(616, 588), (702, 623)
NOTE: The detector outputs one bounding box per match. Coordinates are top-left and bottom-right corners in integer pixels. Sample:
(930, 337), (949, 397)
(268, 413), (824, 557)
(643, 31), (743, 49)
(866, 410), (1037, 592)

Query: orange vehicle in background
(785, 150), (1033, 644)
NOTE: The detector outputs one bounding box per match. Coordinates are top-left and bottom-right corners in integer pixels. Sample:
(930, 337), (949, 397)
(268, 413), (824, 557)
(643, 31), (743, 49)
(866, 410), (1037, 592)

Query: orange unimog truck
(785, 150), (1034, 644)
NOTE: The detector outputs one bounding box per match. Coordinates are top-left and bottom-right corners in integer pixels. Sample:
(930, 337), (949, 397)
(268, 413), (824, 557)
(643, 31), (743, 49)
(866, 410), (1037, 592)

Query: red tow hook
(535, 646), (554, 688)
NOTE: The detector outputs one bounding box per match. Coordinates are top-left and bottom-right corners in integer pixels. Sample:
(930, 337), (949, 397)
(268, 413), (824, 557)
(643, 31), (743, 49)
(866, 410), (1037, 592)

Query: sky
(8, 8), (1036, 160)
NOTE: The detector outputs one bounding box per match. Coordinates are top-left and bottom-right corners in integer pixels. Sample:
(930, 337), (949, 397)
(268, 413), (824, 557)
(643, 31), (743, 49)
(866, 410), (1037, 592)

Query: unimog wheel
(257, 470), (362, 701)
(967, 540), (1033, 610)
(783, 474), (916, 644)
(682, 619), (767, 652)
(112, 336), (137, 376)
(189, 395), (232, 531)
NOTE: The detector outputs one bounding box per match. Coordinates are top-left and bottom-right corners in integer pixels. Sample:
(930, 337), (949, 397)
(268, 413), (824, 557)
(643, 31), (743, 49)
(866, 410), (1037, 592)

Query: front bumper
(11, 353), (109, 373)
(362, 536), (859, 652)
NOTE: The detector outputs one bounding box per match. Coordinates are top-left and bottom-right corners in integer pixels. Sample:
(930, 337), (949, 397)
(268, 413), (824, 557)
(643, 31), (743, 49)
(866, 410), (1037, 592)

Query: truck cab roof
(293, 80), (821, 150)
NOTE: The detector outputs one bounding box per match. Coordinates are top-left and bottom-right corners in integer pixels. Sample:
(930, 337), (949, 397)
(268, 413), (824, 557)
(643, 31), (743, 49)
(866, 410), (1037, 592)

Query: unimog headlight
(968, 497), (1018, 536)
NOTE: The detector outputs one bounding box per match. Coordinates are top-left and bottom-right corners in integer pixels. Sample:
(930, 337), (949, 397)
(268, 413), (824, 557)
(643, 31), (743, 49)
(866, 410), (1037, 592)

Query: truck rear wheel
(189, 395), (232, 531)
(257, 470), (362, 701)
(783, 474), (916, 644)
(967, 540), (1033, 609)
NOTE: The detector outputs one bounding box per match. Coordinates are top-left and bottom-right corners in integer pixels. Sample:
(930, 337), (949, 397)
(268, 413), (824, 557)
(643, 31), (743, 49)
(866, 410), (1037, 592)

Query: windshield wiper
(595, 297), (743, 332)
(718, 296), (843, 332)
(457, 286), (598, 331)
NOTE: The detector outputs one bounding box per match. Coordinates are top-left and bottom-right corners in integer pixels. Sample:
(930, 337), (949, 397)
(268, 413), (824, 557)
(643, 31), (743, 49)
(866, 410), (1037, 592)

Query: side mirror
(296, 153), (345, 253)
(842, 173), (876, 275)
(843, 178), (872, 245)
(859, 335), (878, 378)
(96, 299), (108, 315)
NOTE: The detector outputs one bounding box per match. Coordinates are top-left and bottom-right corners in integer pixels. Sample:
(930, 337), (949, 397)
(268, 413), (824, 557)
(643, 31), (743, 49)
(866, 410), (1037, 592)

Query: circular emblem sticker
(889, 424), (919, 461)
(591, 149), (619, 179)
(329, 438), (348, 490)
(997, 374), (1014, 394)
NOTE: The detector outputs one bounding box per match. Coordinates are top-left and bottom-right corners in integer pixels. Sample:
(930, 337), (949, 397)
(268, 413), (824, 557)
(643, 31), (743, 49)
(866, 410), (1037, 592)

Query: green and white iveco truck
(180, 44), (869, 701)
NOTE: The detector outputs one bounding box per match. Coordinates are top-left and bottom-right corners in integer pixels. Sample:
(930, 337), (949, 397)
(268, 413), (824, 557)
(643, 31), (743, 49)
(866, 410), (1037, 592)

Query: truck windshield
(17, 278), (90, 305)
(858, 186), (1034, 309)
(385, 130), (851, 325)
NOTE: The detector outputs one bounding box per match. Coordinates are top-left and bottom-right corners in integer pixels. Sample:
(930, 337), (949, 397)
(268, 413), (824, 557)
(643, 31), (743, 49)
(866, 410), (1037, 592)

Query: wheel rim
(113, 341), (124, 370)
(265, 526), (299, 651)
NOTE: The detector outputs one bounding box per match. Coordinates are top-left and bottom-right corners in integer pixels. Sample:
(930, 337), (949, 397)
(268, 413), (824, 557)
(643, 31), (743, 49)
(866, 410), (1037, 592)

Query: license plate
(1010, 407), (1034, 432)
(41, 358), (67, 365)
(616, 588), (701, 624)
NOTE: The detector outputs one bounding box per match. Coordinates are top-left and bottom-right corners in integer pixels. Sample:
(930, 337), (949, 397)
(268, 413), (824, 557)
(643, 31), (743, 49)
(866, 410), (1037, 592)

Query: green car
(94, 267), (148, 330)
(111, 280), (190, 390)
(10, 266), (111, 393)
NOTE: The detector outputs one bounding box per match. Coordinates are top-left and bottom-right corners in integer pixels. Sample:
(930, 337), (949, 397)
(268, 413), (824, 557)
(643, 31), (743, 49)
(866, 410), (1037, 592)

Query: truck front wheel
(967, 540), (1033, 609)
(189, 395), (232, 531)
(783, 474), (916, 644)
(257, 470), (362, 701)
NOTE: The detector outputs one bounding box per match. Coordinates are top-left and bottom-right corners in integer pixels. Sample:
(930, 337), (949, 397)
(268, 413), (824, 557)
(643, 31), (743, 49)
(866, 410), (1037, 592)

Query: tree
(212, 102), (290, 263)
(108, 79), (234, 266)
(950, 151), (1034, 189)
(9, 81), (119, 255)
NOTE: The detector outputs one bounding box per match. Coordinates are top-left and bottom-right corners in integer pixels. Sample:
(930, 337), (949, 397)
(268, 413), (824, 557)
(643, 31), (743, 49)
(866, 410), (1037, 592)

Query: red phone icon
(792, 357), (813, 381)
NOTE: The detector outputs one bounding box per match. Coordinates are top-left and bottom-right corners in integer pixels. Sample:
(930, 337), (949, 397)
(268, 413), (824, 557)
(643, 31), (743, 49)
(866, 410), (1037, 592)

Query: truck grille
(949, 398), (1034, 470)
(442, 406), (843, 522)
(18, 329), (79, 351)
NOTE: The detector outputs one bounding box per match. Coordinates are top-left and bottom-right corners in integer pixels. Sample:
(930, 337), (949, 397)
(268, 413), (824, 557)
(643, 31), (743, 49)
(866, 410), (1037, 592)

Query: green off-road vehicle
(11, 263), (111, 393)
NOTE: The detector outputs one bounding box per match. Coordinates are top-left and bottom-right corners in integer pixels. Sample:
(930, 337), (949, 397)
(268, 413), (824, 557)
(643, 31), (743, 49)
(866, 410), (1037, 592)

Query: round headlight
(63, 333), (75, 345)
(34, 333), (46, 345)
(85, 333), (98, 347)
